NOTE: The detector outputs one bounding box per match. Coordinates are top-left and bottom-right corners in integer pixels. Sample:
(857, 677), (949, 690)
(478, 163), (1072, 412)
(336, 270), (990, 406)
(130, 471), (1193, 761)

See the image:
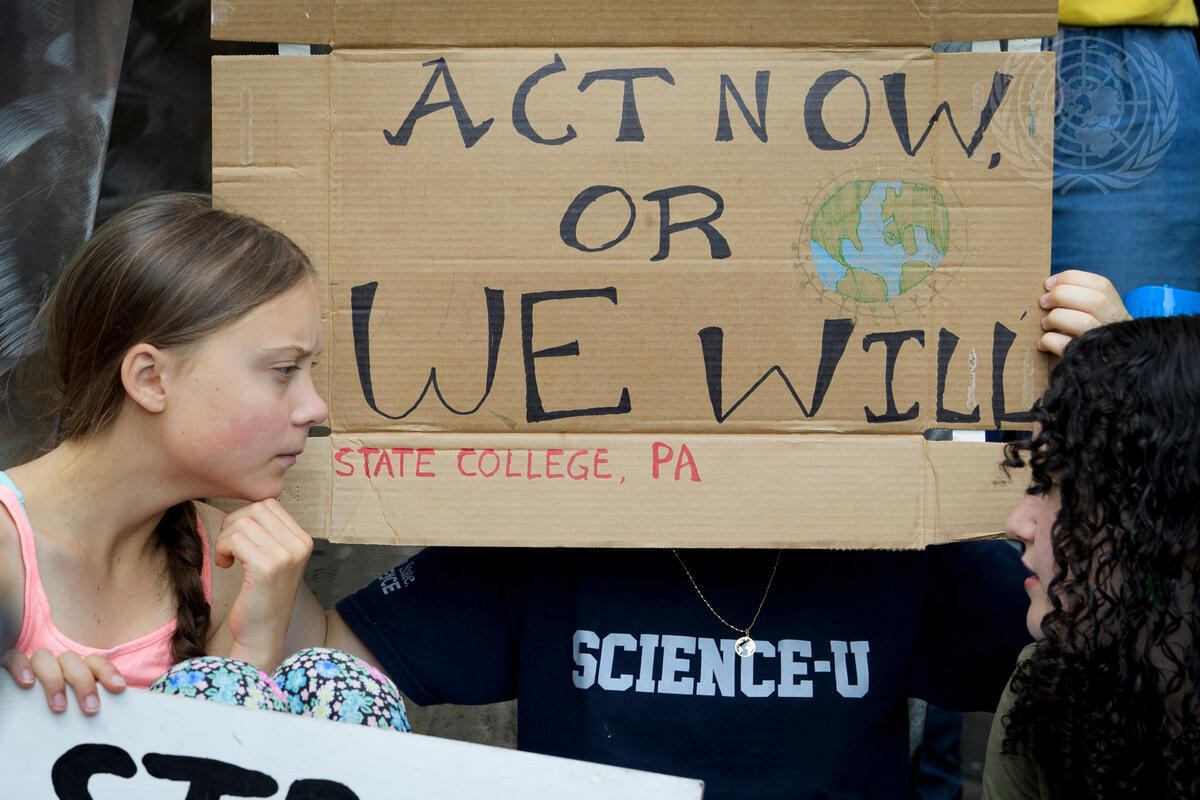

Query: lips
(1018, 561), (1040, 592)
(276, 448), (305, 465)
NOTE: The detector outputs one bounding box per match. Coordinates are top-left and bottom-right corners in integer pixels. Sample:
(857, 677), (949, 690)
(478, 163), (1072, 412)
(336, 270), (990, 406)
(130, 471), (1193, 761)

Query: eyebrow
(261, 345), (323, 358)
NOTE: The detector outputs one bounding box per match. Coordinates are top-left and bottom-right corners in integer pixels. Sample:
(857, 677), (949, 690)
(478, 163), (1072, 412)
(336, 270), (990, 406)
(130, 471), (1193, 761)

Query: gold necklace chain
(672, 549), (781, 644)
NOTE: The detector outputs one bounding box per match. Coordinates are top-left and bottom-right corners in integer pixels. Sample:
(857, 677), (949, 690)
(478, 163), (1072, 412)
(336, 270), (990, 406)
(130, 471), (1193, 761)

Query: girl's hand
(214, 498), (313, 671)
(3, 648), (126, 714)
(1038, 270), (1131, 357)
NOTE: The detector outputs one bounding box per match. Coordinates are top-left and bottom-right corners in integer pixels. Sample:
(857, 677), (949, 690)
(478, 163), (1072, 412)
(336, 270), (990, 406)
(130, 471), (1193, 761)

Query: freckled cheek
(190, 398), (287, 458)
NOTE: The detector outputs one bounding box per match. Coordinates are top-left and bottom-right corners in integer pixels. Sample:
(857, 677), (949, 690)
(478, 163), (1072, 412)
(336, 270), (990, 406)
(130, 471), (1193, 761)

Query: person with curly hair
(982, 313), (1200, 799)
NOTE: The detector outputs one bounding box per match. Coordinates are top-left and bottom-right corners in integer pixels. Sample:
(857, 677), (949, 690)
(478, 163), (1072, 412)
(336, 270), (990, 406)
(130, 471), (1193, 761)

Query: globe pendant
(734, 636), (756, 657)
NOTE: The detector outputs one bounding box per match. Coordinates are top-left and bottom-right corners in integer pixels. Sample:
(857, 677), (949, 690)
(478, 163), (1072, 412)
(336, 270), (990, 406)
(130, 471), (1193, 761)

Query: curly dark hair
(1000, 314), (1200, 799)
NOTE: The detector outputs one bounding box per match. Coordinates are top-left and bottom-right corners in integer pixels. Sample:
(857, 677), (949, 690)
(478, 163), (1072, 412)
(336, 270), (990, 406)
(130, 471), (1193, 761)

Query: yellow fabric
(1059, 0), (1199, 27)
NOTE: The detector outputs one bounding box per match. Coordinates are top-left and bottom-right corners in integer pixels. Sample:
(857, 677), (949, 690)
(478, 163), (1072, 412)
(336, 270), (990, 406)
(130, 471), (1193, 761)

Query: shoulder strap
(0, 471), (24, 505)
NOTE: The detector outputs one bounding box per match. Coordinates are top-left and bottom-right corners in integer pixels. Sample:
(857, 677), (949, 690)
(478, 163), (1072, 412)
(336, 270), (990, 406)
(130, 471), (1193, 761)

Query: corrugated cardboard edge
(210, 0), (1058, 48)
(211, 0), (334, 46)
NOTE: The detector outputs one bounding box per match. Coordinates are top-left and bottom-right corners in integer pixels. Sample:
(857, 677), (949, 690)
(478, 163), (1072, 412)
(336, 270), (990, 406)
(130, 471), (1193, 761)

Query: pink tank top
(3, 479), (213, 689)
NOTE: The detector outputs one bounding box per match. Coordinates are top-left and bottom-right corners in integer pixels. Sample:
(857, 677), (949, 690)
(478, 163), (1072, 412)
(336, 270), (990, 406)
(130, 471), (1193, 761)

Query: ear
(120, 343), (169, 414)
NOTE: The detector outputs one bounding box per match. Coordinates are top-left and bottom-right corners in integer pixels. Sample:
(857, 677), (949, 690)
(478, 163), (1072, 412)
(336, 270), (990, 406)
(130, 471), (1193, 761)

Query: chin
(251, 484), (286, 502)
(223, 477), (286, 503)
(1026, 610), (1048, 642)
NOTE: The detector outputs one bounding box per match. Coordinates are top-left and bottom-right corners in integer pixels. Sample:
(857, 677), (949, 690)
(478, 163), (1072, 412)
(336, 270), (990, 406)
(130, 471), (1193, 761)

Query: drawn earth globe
(809, 180), (949, 303)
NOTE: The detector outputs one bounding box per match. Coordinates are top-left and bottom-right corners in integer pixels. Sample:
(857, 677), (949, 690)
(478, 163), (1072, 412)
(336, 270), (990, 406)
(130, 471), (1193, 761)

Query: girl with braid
(0, 193), (408, 731)
(985, 313), (1200, 799)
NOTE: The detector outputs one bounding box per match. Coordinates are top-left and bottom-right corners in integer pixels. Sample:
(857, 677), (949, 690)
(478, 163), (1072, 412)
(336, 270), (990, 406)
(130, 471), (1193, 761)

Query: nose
(294, 373), (329, 428)
(1005, 494), (1038, 545)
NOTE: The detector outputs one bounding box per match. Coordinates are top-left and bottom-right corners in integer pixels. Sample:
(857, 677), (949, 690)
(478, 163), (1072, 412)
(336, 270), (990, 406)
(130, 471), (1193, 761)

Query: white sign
(0, 674), (704, 799)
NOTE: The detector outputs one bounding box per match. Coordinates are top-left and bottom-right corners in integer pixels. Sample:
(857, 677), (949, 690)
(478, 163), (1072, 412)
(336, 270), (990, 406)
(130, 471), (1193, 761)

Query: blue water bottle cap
(1121, 285), (1200, 319)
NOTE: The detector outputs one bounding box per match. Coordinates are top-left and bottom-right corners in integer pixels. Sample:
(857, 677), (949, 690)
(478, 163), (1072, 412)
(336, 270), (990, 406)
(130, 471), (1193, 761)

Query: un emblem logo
(1053, 36), (1179, 194)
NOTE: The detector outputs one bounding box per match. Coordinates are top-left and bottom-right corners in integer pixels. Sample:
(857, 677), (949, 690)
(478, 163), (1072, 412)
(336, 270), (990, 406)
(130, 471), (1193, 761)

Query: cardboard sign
(209, 0), (1055, 48)
(0, 675), (703, 799)
(211, 2), (1056, 547)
